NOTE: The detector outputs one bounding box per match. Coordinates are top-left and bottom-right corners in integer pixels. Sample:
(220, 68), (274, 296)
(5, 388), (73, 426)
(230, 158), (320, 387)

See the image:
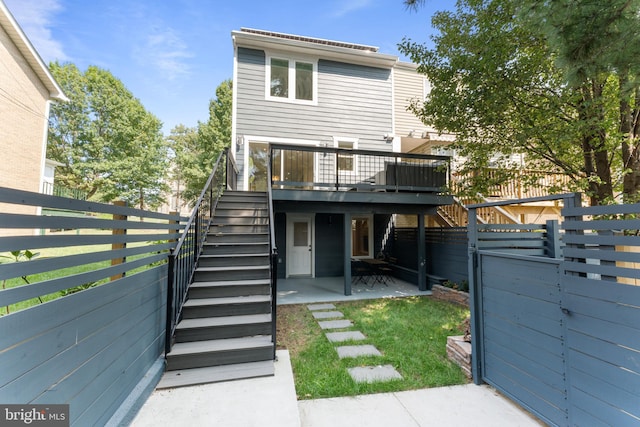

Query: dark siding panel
(393, 227), (468, 284)
(315, 214), (344, 277)
(427, 240), (467, 284)
(0, 267), (166, 426)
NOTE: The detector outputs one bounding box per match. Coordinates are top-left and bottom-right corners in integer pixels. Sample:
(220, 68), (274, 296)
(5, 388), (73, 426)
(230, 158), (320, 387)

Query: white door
(287, 215), (314, 277)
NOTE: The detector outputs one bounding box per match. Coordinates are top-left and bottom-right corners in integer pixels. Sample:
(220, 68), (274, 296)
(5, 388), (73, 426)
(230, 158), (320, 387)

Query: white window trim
(333, 137), (358, 175)
(351, 214), (374, 259)
(265, 53), (318, 105)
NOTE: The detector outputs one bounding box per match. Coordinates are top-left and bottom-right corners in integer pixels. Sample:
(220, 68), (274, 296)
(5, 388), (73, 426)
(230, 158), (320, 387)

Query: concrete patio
(277, 276), (429, 305)
(133, 350), (543, 427)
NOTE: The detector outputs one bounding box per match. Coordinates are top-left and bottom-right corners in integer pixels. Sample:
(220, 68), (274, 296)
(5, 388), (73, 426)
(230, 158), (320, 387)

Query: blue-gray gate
(469, 195), (640, 427)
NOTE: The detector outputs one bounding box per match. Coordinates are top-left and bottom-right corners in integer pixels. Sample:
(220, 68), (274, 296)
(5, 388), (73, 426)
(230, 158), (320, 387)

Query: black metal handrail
(165, 149), (229, 354)
(269, 143), (450, 193)
(266, 148), (278, 359)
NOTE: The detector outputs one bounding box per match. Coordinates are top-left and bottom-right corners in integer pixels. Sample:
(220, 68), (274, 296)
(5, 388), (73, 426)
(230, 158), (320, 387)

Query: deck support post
(344, 213), (352, 296)
(418, 214), (427, 291)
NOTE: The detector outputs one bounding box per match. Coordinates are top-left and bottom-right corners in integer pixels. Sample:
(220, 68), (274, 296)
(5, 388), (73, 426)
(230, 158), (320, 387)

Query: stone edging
(431, 284), (469, 307)
(446, 335), (472, 379)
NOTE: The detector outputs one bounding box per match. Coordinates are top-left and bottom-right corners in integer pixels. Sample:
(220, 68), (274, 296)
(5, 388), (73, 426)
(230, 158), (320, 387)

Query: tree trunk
(621, 81), (640, 203)
(579, 81), (614, 205)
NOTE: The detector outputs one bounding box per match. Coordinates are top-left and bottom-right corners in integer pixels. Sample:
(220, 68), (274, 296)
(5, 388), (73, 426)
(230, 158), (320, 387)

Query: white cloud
(141, 28), (193, 81)
(332, 0), (373, 17)
(4, 0), (68, 62)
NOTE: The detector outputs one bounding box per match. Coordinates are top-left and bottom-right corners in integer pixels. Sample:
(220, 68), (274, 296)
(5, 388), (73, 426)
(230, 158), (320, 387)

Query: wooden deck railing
(437, 169), (573, 226)
(453, 168), (572, 200)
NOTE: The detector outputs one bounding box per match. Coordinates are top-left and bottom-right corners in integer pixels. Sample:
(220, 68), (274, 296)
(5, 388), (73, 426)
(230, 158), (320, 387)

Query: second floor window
(268, 56), (316, 103)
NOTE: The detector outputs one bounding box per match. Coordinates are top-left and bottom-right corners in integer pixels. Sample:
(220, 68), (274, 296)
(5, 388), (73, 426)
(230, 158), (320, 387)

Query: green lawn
(0, 229), (168, 315)
(277, 296), (470, 400)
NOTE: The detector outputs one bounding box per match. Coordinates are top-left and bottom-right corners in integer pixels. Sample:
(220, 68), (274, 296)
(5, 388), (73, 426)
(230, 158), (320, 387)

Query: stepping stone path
(307, 303), (402, 384)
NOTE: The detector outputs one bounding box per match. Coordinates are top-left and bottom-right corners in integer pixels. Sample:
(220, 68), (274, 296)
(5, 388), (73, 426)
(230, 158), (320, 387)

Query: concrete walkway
(132, 350), (542, 427)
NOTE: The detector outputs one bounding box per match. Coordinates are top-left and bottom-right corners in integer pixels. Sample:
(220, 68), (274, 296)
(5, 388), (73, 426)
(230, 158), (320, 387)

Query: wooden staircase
(158, 191), (275, 389)
(436, 196), (521, 227)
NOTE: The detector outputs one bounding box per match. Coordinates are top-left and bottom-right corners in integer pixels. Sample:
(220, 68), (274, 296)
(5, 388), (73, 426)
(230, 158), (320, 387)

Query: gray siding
(236, 48), (393, 146)
(235, 47), (394, 188)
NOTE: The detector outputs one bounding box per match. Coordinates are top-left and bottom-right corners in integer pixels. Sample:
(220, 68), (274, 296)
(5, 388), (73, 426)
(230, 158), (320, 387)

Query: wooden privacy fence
(0, 187), (186, 426)
(468, 194), (640, 426)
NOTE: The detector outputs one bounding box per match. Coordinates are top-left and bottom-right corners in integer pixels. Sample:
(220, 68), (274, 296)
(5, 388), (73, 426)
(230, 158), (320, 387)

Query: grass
(0, 228), (168, 315)
(277, 296), (470, 400)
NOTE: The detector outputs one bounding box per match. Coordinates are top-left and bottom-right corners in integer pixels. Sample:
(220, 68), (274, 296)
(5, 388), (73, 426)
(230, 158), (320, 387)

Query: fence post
(111, 200), (127, 281)
(546, 220), (561, 258)
(467, 207), (484, 385)
(169, 211), (179, 243)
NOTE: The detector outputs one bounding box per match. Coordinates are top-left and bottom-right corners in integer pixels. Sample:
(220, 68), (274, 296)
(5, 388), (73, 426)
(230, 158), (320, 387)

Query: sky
(4, 0), (454, 135)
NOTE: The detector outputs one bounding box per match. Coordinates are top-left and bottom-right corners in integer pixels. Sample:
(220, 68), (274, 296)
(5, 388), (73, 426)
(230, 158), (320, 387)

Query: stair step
(209, 224), (269, 233)
(175, 314), (272, 342)
(194, 265), (269, 282)
(215, 209), (268, 218)
(202, 242), (269, 255)
(178, 313), (271, 329)
(222, 191), (266, 198)
(205, 233), (269, 243)
(198, 253), (269, 267)
(188, 279), (270, 298)
(166, 335), (273, 371)
(157, 360), (274, 389)
(212, 217), (269, 225)
(217, 200), (266, 207)
(182, 295), (271, 318)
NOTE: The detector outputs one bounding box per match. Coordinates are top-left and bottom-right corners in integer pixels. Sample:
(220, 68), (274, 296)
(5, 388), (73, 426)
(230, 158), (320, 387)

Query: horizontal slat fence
(424, 227), (468, 284)
(470, 194), (640, 426)
(477, 221), (561, 258)
(561, 203), (640, 426)
(0, 187), (186, 426)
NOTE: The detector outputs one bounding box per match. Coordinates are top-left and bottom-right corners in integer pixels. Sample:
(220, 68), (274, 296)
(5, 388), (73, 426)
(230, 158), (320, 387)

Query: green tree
(401, 0), (640, 205)
(168, 80), (233, 204)
(48, 63), (168, 209)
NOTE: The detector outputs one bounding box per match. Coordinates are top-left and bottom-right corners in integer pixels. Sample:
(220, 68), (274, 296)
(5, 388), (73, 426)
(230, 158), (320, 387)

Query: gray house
(230, 28), (452, 293)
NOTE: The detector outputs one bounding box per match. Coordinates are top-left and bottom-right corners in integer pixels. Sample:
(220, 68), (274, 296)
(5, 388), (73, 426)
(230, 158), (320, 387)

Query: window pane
(337, 141), (354, 172)
(248, 142), (269, 191)
(293, 222), (308, 247)
(271, 59), (289, 98)
(295, 62), (313, 100)
(351, 218), (370, 257)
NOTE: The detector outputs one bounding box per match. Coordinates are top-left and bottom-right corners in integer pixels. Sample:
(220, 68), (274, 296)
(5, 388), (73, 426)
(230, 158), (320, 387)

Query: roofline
(396, 61), (420, 71)
(232, 28), (398, 69)
(0, 1), (68, 101)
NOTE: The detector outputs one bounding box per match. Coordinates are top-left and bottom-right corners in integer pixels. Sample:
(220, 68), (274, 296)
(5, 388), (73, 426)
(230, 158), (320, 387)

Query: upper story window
(334, 137), (358, 173)
(267, 55), (317, 104)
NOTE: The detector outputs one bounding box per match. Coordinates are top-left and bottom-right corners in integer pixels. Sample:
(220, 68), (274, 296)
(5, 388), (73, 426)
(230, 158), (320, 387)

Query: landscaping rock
(431, 285), (469, 307)
(447, 335), (472, 379)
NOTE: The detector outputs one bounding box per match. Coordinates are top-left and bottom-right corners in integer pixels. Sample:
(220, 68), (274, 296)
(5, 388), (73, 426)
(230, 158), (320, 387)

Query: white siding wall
(394, 64), (429, 138)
